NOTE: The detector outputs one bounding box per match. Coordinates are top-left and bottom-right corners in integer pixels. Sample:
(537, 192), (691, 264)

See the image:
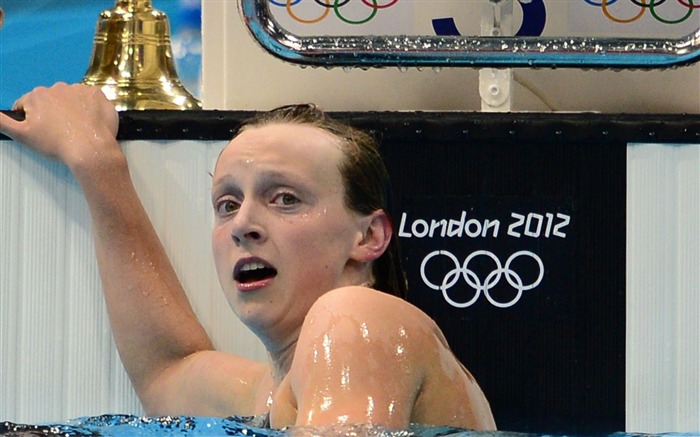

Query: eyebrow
(211, 169), (310, 199)
(211, 175), (241, 202)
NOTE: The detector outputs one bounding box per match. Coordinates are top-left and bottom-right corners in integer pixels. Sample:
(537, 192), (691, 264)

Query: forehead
(214, 122), (345, 183)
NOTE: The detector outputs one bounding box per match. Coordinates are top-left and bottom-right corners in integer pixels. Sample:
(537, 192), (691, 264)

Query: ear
(351, 210), (392, 263)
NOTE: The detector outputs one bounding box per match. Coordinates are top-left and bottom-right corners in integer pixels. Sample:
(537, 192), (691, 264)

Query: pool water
(0, 415), (525, 437)
(0, 415), (696, 437)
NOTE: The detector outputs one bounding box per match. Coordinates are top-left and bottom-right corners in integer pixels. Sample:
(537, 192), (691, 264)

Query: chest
(255, 374), (297, 429)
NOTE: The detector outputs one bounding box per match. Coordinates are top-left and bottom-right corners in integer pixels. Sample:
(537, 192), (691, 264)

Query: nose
(230, 200), (266, 246)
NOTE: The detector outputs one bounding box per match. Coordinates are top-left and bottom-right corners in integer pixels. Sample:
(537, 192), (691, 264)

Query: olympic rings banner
(268, 0), (699, 38)
(407, 209), (566, 310)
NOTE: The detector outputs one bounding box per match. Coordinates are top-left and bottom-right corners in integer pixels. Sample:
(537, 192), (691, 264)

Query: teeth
(241, 262), (266, 271)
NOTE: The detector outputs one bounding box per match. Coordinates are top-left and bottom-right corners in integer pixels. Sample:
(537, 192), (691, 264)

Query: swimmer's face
(1, 8), (4, 29)
(211, 123), (368, 336)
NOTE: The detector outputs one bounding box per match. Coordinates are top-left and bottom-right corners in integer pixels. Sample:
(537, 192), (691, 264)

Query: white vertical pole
(626, 143), (700, 432)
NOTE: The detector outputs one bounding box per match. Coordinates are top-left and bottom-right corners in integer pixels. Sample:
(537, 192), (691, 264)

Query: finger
(12, 84), (54, 111)
(12, 90), (35, 112)
(12, 96), (26, 112)
(0, 112), (23, 139)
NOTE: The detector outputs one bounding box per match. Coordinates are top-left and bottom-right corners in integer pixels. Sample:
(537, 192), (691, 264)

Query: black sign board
(383, 137), (625, 434)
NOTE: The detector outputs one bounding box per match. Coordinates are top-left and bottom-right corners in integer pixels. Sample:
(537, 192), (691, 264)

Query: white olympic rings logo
(420, 250), (544, 308)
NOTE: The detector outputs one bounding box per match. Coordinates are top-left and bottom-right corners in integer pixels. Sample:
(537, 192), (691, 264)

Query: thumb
(0, 111), (25, 141)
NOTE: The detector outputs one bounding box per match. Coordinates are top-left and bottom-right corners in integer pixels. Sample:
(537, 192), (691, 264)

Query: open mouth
(234, 259), (278, 284)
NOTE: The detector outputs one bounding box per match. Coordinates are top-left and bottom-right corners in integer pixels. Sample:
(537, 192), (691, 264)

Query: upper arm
(288, 287), (429, 429)
(141, 350), (269, 417)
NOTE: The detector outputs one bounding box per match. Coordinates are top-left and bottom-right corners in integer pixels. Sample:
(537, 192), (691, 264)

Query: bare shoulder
(293, 286), (496, 430)
(286, 286), (430, 428)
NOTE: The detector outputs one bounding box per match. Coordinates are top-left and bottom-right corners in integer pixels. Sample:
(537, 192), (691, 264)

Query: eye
(272, 192), (301, 207)
(215, 198), (239, 215)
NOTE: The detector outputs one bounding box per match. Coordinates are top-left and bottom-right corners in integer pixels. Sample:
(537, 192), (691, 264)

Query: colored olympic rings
(420, 250), (545, 309)
(586, 0), (698, 24)
(269, 0), (300, 6)
(677, 0), (700, 8)
(337, 0), (378, 26)
(284, 0), (330, 25)
(361, 0), (399, 8)
(602, 0), (647, 24)
(269, 0), (400, 25)
(316, 0), (351, 7)
(271, 0), (699, 27)
(629, 0), (666, 6)
(650, 0), (693, 24)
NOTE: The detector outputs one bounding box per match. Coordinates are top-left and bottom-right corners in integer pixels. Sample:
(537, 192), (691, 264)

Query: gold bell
(83, 0), (202, 110)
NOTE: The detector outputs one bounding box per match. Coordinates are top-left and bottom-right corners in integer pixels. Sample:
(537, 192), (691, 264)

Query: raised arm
(0, 83), (263, 416)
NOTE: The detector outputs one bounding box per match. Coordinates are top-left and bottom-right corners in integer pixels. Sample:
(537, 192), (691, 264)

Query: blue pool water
(0, 415), (696, 437)
(0, 415), (503, 436)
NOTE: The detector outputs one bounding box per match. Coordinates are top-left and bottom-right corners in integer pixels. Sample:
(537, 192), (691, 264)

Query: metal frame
(239, 0), (700, 69)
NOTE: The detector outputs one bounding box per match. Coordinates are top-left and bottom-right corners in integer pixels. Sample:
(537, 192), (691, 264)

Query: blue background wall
(0, 0), (201, 109)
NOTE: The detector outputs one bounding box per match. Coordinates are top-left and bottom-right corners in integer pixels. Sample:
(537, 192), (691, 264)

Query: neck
(268, 340), (297, 384)
(253, 323), (300, 385)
